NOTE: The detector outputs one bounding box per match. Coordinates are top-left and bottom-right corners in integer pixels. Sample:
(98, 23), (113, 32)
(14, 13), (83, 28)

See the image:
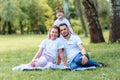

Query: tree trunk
(82, 0), (105, 43)
(75, 0), (88, 37)
(109, 0), (120, 42)
(1, 21), (8, 35)
(8, 21), (12, 34)
(20, 20), (24, 34)
(2, 21), (13, 34)
(64, 0), (70, 20)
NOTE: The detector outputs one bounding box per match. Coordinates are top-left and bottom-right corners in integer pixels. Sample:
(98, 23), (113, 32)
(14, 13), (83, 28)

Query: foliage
(47, 0), (63, 14)
(0, 0), (111, 34)
(41, 0), (55, 30)
(0, 0), (33, 33)
(0, 31), (120, 80)
(0, 0), (55, 34)
(67, 0), (77, 19)
(98, 0), (110, 28)
(70, 19), (82, 34)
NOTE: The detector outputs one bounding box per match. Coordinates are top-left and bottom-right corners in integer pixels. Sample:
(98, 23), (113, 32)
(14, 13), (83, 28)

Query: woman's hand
(29, 59), (37, 67)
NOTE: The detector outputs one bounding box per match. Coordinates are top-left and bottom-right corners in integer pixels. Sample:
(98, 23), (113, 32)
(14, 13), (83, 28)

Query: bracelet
(83, 54), (89, 59)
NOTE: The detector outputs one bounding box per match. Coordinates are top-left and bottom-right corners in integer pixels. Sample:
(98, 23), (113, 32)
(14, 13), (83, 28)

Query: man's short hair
(59, 23), (68, 27)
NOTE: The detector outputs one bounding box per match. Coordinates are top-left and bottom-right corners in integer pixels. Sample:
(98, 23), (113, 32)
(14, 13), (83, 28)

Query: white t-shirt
(39, 38), (64, 61)
(54, 17), (71, 27)
(61, 34), (82, 65)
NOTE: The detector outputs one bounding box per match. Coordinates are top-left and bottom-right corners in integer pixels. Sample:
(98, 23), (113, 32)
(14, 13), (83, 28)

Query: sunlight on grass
(0, 35), (46, 53)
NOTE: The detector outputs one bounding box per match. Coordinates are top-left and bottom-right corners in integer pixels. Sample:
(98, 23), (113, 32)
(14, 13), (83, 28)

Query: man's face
(60, 25), (69, 37)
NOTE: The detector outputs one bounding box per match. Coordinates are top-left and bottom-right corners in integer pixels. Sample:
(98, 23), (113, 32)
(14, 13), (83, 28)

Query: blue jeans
(70, 52), (100, 69)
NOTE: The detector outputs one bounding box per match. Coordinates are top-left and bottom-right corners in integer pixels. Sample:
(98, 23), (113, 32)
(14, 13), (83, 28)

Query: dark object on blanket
(61, 68), (71, 71)
(23, 68), (43, 71)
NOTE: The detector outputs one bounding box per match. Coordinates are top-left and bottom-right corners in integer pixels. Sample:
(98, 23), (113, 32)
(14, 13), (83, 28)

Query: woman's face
(56, 12), (64, 19)
(50, 28), (59, 40)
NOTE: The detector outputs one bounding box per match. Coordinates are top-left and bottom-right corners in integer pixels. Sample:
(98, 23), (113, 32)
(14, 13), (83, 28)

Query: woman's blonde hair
(48, 25), (60, 39)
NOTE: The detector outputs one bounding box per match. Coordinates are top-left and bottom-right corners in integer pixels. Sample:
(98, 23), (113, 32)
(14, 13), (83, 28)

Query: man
(58, 23), (103, 69)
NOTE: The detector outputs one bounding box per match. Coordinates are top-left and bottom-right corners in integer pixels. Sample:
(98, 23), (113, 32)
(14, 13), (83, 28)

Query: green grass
(0, 32), (120, 80)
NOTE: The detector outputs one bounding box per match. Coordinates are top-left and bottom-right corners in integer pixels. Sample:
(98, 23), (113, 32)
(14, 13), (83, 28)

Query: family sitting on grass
(12, 8), (106, 71)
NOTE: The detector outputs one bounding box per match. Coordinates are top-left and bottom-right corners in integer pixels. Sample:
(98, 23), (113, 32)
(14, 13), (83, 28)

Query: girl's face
(56, 12), (64, 19)
(50, 28), (59, 40)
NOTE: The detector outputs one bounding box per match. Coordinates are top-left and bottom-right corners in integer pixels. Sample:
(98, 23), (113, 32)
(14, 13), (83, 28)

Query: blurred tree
(64, 0), (70, 20)
(41, 0), (55, 30)
(74, 0), (88, 37)
(27, 0), (54, 34)
(47, 0), (63, 13)
(98, 0), (110, 28)
(18, 0), (32, 34)
(27, 0), (47, 34)
(0, 0), (32, 34)
(0, 17), (1, 33)
(109, 0), (120, 42)
(82, 0), (105, 43)
(1, 0), (10, 34)
(0, 0), (54, 34)
(68, 0), (77, 19)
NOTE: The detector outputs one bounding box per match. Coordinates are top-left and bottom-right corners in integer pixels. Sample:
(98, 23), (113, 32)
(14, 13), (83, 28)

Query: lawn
(0, 32), (120, 80)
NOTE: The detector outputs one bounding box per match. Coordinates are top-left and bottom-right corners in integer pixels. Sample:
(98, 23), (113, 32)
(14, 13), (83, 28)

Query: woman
(29, 26), (67, 69)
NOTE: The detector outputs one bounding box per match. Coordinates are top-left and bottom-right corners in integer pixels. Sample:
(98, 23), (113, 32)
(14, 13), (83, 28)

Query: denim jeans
(70, 52), (100, 69)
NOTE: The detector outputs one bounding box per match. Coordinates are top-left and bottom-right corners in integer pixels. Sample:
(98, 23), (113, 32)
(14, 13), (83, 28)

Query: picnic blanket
(50, 64), (96, 71)
(12, 64), (45, 71)
(12, 64), (96, 71)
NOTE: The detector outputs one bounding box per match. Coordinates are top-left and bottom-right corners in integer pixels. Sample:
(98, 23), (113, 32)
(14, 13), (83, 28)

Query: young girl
(54, 7), (74, 33)
(29, 26), (67, 69)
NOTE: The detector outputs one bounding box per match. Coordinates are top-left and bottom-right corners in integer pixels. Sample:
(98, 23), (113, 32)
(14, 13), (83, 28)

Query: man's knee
(70, 63), (77, 69)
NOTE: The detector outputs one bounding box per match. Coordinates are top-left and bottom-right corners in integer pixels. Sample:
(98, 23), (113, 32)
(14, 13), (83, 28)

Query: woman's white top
(39, 38), (64, 61)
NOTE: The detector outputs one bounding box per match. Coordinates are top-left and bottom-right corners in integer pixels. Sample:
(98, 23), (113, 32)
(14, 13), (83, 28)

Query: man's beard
(63, 32), (69, 37)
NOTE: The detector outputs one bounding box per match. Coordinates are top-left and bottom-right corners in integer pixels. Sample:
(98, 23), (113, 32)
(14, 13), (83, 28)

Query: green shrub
(71, 19), (82, 34)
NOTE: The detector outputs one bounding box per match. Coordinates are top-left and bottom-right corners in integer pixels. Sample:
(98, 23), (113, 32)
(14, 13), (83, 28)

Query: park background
(0, 0), (120, 80)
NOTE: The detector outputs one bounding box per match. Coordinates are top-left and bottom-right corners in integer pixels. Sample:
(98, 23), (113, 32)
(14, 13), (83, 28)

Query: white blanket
(50, 64), (96, 71)
(12, 64), (96, 71)
(12, 64), (45, 71)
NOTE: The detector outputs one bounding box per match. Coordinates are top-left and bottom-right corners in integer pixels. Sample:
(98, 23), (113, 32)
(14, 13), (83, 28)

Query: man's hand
(80, 55), (88, 65)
